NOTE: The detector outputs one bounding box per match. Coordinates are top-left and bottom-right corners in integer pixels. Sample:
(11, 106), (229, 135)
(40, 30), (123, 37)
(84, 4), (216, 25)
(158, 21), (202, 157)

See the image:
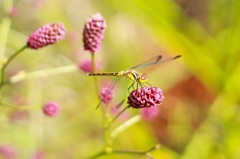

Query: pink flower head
(42, 101), (59, 117)
(141, 106), (160, 120)
(128, 87), (164, 109)
(0, 145), (16, 159)
(27, 23), (66, 49)
(79, 59), (101, 73)
(99, 87), (113, 104)
(32, 151), (44, 159)
(83, 13), (107, 53)
(9, 7), (17, 17)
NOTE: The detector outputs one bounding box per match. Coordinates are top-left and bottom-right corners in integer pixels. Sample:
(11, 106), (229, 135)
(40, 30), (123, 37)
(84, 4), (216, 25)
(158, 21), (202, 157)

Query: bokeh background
(1, 0), (240, 158)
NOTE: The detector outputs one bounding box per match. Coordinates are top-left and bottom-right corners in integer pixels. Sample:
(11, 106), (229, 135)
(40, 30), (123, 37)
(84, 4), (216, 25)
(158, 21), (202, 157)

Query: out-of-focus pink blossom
(99, 87), (113, 104)
(79, 59), (101, 73)
(0, 145), (16, 159)
(42, 101), (59, 117)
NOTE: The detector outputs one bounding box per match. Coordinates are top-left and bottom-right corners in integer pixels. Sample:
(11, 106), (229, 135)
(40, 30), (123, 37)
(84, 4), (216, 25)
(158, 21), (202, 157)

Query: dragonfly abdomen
(87, 72), (122, 76)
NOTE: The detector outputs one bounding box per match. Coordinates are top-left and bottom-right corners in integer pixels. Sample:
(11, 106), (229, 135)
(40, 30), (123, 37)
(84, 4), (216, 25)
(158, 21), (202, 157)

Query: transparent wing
(96, 76), (123, 109)
(131, 55), (181, 70)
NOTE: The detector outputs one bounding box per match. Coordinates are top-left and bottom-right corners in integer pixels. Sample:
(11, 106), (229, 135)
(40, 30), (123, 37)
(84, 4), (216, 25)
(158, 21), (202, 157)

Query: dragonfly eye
(139, 73), (148, 83)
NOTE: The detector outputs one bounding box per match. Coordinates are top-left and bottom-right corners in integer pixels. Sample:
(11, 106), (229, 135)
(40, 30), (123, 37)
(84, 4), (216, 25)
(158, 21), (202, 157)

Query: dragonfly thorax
(124, 70), (148, 84)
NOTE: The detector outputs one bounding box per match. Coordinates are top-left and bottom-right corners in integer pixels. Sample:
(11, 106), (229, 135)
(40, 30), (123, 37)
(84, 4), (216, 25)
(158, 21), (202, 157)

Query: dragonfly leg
(128, 82), (135, 93)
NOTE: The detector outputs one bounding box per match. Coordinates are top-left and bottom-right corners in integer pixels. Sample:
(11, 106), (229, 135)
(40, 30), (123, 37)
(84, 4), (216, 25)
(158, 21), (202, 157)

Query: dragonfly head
(139, 73), (148, 83)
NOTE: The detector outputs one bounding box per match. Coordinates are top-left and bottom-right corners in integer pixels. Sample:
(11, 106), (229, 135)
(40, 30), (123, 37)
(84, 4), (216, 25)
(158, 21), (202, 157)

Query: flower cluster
(99, 87), (113, 104)
(83, 13), (107, 53)
(27, 22), (66, 49)
(127, 87), (164, 109)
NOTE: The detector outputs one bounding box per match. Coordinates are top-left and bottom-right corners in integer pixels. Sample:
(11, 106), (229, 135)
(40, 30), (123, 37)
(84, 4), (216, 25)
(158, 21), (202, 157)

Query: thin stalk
(91, 53), (99, 94)
(111, 115), (141, 139)
(8, 64), (78, 84)
(0, 45), (28, 87)
(112, 144), (160, 155)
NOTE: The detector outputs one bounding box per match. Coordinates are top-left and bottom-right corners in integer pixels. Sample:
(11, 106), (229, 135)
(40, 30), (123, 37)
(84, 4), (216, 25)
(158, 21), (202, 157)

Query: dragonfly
(88, 54), (181, 109)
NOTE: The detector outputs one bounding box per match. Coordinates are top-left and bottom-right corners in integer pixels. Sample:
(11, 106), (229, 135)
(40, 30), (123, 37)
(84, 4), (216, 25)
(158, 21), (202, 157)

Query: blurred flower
(79, 59), (101, 73)
(8, 7), (17, 17)
(0, 145), (16, 159)
(42, 101), (59, 117)
(99, 87), (113, 104)
(83, 13), (107, 53)
(127, 86), (164, 109)
(141, 106), (160, 120)
(9, 110), (29, 123)
(32, 151), (44, 159)
(27, 23), (66, 49)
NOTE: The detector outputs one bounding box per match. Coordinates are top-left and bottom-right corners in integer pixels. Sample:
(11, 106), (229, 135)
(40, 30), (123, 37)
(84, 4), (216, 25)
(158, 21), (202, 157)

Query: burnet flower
(127, 87), (164, 109)
(79, 59), (101, 73)
(99, 87), (113, 104)
(0, 145), (16, 159)
(83, 13), (107, 53)
(42, 101), (59, 117)
(27, 22), (66, 49)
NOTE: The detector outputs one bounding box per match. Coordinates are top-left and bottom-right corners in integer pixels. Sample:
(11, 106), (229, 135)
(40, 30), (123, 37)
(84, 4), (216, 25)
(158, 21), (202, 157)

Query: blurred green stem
(111, 115), (141, 139)
(8, 64), (78, 84)
(87, 144), (160, 159)
(0, 45), (27, 88)
(0, 101), (40, 110)
(91, 53), (99, 94)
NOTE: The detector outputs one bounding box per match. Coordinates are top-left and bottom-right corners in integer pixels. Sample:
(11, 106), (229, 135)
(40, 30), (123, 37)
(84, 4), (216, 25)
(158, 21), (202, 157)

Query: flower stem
(113, 145), (160, 155)
(8, 65), (78, 84)
(87, 144), (160, 159)
(91, 53), (99, 94)
(0, 45), (28, 88)
(111, 115), (141, 139)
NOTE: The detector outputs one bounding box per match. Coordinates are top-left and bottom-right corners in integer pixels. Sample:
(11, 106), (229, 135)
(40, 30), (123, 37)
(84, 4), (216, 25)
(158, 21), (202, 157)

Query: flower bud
(83, 13), (106, 53)
(27, 23), (66, 49)
(127, 87), (164, 109)
(42, 101), (59, 117)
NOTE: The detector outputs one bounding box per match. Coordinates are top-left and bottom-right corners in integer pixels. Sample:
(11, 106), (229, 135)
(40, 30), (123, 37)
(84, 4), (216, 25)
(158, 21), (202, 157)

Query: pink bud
(27, 23), (66, 49)
(83, 13), (106, 53)
(42, 101), (59, 117)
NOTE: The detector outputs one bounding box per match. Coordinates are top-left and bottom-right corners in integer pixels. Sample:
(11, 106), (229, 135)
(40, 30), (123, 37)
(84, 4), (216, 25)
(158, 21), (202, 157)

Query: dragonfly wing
(131, 55), (162, 69)
(96, 76), (123, 109)
(131, 55), (181, 69)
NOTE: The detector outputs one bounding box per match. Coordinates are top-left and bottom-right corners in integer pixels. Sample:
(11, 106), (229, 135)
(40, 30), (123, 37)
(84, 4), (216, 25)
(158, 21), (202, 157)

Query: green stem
(91, 53), (99, 93)
(87, 144), (160, 159)
(0, 101), (40, 110)
(87, 150), (106, 159)
(0, 45), (28, 87)
(111, 115), (141, 139)
(8, 64), (78, 84)
(113, 144), (160, 155)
